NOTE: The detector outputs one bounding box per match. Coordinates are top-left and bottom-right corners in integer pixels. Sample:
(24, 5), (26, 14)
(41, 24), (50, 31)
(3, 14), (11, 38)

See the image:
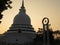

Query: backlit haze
(0, 0), (60, 34)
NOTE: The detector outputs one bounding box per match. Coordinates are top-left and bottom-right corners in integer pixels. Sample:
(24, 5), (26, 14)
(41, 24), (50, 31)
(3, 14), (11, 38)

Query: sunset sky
(0, 0), (60, 34)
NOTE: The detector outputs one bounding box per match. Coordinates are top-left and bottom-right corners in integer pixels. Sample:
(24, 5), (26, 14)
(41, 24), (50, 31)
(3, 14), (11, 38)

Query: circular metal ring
(42, 17), (49, 25)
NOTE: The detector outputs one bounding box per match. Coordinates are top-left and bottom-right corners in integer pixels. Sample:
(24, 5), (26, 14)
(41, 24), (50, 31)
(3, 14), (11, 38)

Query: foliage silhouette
(0, 0), (12, 23)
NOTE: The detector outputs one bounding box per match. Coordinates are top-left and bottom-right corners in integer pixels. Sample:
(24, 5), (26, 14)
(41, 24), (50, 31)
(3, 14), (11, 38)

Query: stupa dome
(0, 0), (36, 45)
(7, 0), (35, 33)
(13, 12), (31, 25)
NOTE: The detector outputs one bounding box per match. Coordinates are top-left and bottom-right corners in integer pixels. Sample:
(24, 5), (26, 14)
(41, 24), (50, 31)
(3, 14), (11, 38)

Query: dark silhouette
(0, 0), (60, 45)
(0, 0), (36, 45)
(54, 37), (60, 45)
(53, 30), (60, 45)
(53, 30), (60, 34)
(7, 0), (35, 33)
(0, 0), (12, 23)
(34, 17), (54, 45)
(34, 32), (43, 45)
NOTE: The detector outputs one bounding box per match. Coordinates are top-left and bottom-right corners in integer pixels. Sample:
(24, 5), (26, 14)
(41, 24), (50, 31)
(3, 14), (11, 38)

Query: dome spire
(21, 0), (24, 8)
(20, 0), (26, 13)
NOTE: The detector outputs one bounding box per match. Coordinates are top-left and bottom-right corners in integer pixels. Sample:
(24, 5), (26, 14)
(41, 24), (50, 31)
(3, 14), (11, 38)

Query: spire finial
(20, 0), (26, 12)
(21, 0), (24, 8)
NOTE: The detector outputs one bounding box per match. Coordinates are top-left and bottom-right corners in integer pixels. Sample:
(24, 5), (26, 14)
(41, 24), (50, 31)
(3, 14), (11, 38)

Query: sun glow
(0, 0), (60, 34)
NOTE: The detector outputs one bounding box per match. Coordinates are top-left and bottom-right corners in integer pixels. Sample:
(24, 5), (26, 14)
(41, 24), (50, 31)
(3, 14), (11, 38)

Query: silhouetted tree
(34, 33), (43, 45)
(53, 30), (60, 45)
(0, 0), (12, 23)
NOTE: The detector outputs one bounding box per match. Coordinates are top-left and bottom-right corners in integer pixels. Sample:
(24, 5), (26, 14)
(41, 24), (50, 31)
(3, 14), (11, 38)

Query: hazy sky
(0, 0), (60, 34)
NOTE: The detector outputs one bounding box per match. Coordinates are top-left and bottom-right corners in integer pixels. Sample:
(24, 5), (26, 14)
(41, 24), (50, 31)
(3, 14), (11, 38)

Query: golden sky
(0, 0), (60, 34)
